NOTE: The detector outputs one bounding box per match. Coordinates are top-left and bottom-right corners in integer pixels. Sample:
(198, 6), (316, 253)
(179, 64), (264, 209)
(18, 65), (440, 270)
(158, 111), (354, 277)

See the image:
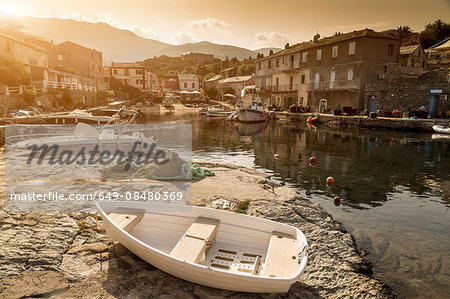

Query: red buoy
(326, 176), (335, 186)
(333, 196), (341, 206)
(307, 116), (313, 122)
(309, 157), (316, 164)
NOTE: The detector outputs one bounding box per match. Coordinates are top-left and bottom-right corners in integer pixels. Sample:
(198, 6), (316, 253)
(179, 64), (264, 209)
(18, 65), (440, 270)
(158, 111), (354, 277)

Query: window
(268, 60), (272, 69)
(184, 82), (187, 88)
(330, 71), (335, 88)
(316, 49), (322, 60)
(124, 69), (129, 76)
(290, 55), (294, 67)
(276, 58), (279, 67)
(258, 62), (261, 70)
(349, 42), (356, 55)
(347, 69), (353, 80)
(136, 69), (143, 75)
(388, 44), (394, 56)
(289, 76), (294, 90)
(301, 74), (305, 84)
(410, 59), (415, 67)
(299, 97), (304, 105)
(276, 78), (279, 91)
(58, 55), (63, 61)
(384, 65), (388, 73)
(332, 46), (338, 58)
(192, 83), (195, 88)
(314, 73), (320, 89)
(302, 52), (307, 63)
(113, 69), (117, 75)
(136, 79), (142, 84)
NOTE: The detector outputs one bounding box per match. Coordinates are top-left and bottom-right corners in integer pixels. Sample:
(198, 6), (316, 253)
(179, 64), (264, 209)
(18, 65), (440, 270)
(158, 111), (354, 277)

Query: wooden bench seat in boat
(108, 212), (144, 232)
(263, 231), (301, 278)
(170, 217), (220, 263)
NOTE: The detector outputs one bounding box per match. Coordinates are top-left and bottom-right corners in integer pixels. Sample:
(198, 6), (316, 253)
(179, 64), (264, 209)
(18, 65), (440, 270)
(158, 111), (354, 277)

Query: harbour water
(144, 112), (450, 298)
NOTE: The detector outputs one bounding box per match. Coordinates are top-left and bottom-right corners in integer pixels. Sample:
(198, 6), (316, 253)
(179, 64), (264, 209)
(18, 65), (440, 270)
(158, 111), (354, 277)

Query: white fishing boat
(10, 123), (155, 154)
(42, 109), (115, 125)
(238, 99), (268, 123)
(96, 201), (308, 293)
(207, 109), (233, 118)
(432, 125), (450, 134)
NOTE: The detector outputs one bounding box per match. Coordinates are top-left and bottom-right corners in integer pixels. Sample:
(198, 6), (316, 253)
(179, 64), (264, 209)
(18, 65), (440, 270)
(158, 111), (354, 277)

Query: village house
(178, 74), (199, 91)
(399, 44), (427, 77)
(161, 76), (179, 91)
(217, 75), (255, 99)
(204, 74), (222, 90)
(256, 29), (401, 112)
(109, 62), (152, 91)
(181, 52), (215, 63)
(426, 37), (450, 68)
(0, 32), (48, 83)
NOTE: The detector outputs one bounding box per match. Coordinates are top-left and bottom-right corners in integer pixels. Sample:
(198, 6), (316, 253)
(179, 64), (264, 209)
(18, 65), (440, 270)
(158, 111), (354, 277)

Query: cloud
(188, 17), (229, 31)
(254, 31), (289, 47)
(172, 31), (197, 44)
(131, 26), (160, 40)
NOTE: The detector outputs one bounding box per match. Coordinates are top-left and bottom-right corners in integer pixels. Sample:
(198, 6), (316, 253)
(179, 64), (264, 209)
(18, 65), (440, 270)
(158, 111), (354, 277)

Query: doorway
(319, 99), (327, 113)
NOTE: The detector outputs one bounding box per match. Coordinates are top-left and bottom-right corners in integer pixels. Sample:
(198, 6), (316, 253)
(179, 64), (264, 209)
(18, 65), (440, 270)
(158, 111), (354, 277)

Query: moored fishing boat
(207, 109), (233, 118)
(96, 201), (308, 293)
(238, 99), (268, 123)
(432, 125), (450, 134)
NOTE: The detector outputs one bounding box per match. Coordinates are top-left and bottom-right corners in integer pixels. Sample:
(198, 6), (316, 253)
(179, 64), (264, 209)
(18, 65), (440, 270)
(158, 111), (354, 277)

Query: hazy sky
(1, 0), (449, 49)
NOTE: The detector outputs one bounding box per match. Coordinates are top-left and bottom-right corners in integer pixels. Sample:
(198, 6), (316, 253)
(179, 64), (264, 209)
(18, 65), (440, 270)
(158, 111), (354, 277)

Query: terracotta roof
(400, 45), (421, 55)
(205, 75), (222, 82)
(257, 28), (399, 61)
(177, 74), (198, 81)
(110, 62), (144, 68)
(218, 75), (253, 84)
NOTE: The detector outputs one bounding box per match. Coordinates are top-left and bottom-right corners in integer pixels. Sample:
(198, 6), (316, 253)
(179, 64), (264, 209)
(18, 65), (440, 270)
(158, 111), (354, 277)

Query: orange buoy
(333, 196), (341, 206)
(307, 116), (313, 122)
(326, 176), (335, 186)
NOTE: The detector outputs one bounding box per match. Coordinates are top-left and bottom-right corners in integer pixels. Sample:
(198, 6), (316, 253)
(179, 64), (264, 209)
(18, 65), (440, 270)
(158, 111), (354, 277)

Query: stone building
(365, 68), (449, 117)
(217, 75), (255, 98)
(399, 44), (427, 77)
(256, 29), (401, 112)
(181, 52), (214, 63)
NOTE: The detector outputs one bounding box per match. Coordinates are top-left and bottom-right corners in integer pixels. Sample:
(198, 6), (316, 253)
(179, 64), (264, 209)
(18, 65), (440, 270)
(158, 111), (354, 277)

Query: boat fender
(261, 112), (265, 117)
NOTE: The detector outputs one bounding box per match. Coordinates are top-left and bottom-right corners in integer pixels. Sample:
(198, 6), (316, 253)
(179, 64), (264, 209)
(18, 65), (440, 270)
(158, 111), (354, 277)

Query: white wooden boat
(432, 125), (450, 134)
(42, 109), (115, 125)
(96, 201), (308, 293)
(238, 99), (268, 123)
(207, 110), (233, 118)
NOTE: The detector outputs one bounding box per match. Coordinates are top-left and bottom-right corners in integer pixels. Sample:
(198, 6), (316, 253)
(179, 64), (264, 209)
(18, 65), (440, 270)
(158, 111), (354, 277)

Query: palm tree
(393, 26), (414, 45)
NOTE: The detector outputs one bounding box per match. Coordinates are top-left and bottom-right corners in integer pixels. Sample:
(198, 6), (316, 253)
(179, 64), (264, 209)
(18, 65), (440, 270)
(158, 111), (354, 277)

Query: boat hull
(97, 201), (308, 293)
(432, 125), (450, 134)
(207, 111), (233, 118)
(238, 109), (268, 123)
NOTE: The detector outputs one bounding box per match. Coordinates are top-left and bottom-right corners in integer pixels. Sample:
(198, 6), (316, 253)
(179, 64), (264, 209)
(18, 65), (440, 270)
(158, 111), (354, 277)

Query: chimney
(313, 34), (320, 43)
(285, 43), (290, 49)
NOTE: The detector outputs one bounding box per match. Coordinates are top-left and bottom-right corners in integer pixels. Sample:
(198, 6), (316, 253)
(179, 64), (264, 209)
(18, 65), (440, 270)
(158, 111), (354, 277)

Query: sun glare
(0, 3), (20, 15)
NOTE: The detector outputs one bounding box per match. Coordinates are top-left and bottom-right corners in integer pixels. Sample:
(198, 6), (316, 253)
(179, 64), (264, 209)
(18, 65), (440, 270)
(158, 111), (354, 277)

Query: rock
(84, 216), (98, 228)
(210, 198), (236, 210)
(0, 270), (69, 299)
(67, 242), (109, 254)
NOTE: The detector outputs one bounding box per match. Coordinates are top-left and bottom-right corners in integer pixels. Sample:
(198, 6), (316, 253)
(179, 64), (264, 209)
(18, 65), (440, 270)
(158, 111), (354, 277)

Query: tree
(237, 63), (255, 76)
(393, 26), (414, 45)
(419, 19), (450, 49)
(230, 57), (239, 66)
(204, 72), (217, 80)
(205, 86), (218, 100)
(0, 55), (31, 85)
(223, 86), (235, 96)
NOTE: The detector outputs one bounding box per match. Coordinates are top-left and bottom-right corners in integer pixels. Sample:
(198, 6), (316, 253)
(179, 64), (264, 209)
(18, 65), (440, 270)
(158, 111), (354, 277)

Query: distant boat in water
(432, 125), (450, 134)
(238, 99), (268, 123)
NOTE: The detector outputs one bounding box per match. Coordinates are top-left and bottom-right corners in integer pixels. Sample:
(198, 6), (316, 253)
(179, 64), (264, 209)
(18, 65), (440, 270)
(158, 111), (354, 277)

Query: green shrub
(236, 200), (250, 211)
(22, 89), (36, 105)
(235, 208), (246, 214)
(0, 55), (31, 86)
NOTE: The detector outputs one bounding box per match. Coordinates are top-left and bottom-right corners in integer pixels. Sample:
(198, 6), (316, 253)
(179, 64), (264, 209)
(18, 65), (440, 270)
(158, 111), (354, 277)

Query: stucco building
(178, 74), (199, 91)
(109, 62), (151, 90)
(256, 29), (401, 112)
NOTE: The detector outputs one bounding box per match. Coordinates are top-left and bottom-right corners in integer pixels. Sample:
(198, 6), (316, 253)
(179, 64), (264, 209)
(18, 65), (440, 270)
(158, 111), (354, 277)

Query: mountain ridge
(16, 16), (280, 62)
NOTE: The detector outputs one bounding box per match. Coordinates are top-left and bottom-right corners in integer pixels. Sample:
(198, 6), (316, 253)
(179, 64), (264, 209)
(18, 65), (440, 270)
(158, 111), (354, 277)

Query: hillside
(16, 16), (280, 62)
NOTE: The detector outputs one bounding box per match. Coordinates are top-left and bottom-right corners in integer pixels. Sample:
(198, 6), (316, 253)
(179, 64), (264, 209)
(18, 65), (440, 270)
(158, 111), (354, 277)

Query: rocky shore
(0, 157), (393, 298)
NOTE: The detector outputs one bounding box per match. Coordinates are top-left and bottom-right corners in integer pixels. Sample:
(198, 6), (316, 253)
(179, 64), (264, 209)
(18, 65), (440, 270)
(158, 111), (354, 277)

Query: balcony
(308, 80), (358, 92)
(272, 84), (298, 92)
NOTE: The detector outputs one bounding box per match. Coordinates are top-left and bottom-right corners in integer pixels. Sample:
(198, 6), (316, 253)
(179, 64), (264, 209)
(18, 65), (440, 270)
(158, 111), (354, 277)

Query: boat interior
(107, 209), (305, 278)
